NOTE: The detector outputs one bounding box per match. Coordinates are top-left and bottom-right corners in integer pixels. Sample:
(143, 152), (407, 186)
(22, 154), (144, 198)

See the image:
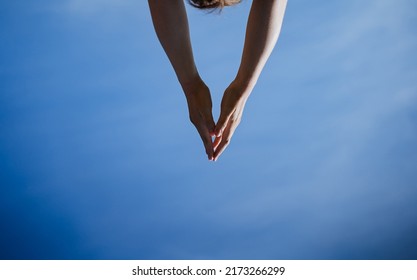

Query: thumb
(215, 110), (231, 137)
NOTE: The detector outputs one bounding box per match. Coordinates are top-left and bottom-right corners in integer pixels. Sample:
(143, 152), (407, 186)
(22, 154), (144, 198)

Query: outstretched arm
(214, 0), (287, 160)
(148, 0), (216, 160)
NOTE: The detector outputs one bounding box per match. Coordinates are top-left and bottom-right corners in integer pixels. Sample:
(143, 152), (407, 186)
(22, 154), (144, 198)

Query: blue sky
(1, 0), (417, 259)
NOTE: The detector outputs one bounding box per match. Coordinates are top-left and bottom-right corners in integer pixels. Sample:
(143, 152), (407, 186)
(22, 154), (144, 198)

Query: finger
(214, 110), (232, 137)
(213, 136), (230, 162)
(213, 122), (234, 161)
(203, 110), (216, 136)
(194, 121), (214, 161)
(213, 135), (222, 151)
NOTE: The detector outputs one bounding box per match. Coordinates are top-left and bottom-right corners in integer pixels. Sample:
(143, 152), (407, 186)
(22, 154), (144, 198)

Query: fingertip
(214, 128), (222, 137)
(206, 148), (214, 161)
(213, 153), (220, 162)
(206, 150), (213, 159)
(209, 127), (216, 137)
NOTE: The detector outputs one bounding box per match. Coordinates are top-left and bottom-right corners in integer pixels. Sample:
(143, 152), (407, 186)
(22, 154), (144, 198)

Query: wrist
(229, 77), (255, 98)
(180, 74), (207, 97)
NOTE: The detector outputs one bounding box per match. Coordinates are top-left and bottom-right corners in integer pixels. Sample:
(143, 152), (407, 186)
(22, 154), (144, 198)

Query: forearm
(148, 0), (201, 92)
(234, 0), (287, 91)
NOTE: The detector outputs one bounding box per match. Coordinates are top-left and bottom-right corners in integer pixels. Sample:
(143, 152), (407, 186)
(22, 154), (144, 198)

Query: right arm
(213, 0), (288, 160)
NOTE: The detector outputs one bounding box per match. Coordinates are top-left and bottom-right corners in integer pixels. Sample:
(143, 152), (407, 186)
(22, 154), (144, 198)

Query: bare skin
(148, 0), (287, 161)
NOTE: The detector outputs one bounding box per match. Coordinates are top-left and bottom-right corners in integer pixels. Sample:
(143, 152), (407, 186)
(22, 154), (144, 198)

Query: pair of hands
(184, 79), (249, 161)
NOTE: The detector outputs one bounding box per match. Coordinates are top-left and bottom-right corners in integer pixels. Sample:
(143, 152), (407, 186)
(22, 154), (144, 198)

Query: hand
(213, 82), (250, 161)
(184, 79), (216, 160)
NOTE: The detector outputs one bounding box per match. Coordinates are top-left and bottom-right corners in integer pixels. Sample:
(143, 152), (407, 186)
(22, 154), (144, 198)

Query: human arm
(214, 0), (287, 160)
(148, 0), (216, 160)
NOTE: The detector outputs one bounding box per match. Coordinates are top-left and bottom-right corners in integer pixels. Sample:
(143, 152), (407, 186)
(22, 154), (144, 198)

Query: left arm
(148, 0), (216, 161)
